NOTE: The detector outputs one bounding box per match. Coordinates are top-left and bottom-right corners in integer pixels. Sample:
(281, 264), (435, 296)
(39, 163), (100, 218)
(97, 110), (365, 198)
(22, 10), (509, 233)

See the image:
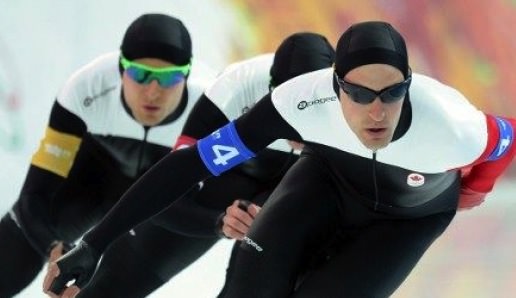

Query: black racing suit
(79, 95), (298, 298)
(60, 70), (514, 297)
(77, 53), (300, 298)
(0, 51), (227, 297)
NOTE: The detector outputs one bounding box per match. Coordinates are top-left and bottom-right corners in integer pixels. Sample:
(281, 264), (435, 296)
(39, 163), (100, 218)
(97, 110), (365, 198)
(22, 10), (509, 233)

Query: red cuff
(458, 186), (487, 210)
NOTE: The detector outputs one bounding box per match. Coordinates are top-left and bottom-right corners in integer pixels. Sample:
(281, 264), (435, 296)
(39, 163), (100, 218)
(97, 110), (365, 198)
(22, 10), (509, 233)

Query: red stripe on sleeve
(472, 114), (500, 165)
(173, 135), (198, 151)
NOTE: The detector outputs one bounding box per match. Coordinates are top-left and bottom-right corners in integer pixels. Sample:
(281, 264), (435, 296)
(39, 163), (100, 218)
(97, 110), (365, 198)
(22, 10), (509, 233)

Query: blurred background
(1, 1), (515, 297)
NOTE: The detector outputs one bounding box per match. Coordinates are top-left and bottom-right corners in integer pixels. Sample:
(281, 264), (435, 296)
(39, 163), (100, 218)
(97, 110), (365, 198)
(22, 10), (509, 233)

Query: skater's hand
(49, 242), (66, 269)
(48, 241), (75, 263)
(43, 241), (99, 298)
(287, 140), (304, 151)
(220, 200), (261, 240)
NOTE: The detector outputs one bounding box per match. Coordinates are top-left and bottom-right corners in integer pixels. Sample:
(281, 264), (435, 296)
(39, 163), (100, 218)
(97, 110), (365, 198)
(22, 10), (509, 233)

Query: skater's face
(122, 57), (188, 126)
(337, 64), (407, 151)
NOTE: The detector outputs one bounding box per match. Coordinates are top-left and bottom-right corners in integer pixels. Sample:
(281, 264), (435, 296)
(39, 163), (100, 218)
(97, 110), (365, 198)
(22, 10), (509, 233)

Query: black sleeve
(184, 93), (302, 148)
(152, 95), (302, 237)
(151, 95), (227, 237)
(20, 101), (86, 195)
(180, 94), (229, 139)
(82, 94), (301, 253)
(83, 147), (212, 252)
(150, 191), (222, 238)
(13, 101), (87, 255)
(235, 94), (302, 152)
(48, 100), (87, 136)
(150, 162), (284, 238)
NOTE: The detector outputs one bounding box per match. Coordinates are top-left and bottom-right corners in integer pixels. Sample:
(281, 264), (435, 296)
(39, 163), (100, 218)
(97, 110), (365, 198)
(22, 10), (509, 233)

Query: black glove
(48, 240), (100, 295)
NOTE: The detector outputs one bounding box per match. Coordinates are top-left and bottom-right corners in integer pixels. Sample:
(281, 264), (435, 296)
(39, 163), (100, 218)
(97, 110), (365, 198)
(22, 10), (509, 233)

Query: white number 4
(212, 145), (239, 165)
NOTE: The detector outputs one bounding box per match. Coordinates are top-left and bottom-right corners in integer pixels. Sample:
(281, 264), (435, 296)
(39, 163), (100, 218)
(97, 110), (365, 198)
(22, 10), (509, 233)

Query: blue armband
(197, 121), (256, 176)
(488, 117), (513, 161)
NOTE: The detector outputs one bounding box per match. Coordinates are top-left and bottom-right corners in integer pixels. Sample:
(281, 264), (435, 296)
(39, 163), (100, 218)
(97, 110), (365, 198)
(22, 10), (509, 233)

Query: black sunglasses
(335, 72), (411, 104)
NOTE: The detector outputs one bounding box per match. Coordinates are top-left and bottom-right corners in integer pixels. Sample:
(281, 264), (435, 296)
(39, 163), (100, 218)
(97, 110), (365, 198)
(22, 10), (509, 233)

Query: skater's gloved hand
(43, 240), (100, 298)
(48, 241), (75, 263)
(218, 199), (261, 240)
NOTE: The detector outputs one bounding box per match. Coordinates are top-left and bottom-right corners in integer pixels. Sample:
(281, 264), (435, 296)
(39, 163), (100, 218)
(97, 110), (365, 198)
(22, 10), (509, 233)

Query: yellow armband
(31, 127), (82, 177)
